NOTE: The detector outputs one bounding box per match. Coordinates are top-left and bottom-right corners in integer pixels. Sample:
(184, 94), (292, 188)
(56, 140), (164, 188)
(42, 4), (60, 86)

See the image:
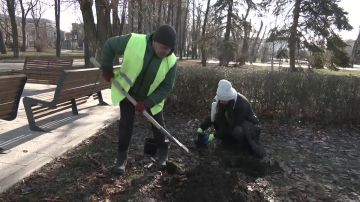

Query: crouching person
(196, 79), (265, 158)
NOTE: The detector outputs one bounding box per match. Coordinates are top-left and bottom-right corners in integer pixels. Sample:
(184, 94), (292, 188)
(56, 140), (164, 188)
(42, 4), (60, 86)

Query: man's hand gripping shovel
(90, 58), (190, 154)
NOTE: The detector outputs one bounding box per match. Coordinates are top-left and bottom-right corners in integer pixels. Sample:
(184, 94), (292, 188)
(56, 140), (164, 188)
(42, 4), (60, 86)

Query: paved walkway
(0, 83), (118, 193)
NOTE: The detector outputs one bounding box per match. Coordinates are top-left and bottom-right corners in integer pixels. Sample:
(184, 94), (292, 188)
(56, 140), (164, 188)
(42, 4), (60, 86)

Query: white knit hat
(216, 79), (237, 101)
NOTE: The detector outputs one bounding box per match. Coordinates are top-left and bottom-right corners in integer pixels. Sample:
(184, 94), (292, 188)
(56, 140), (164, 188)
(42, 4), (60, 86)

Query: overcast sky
(43, 0), (359, 40)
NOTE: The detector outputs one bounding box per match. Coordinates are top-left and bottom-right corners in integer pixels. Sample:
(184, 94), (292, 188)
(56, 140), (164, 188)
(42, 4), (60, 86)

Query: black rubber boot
(113, 151), (128, 175)
(157, 141), (169, 166)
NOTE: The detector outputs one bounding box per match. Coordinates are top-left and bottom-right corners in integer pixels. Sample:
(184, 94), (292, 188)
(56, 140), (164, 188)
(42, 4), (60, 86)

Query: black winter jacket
(200, 93), (259, 131)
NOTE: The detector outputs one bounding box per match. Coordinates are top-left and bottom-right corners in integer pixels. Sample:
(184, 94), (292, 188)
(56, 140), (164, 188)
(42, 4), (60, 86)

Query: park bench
(23, 68), (109, 131)
(23, 57), (74, 85)
(0, 74), (27, 153)
(0, 74), (27, 121)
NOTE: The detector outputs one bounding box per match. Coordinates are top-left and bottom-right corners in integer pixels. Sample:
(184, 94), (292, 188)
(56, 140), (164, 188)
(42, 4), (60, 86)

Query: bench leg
(71, 98), (79, 115)
(23, 98), (45, 132)
(96, 91), (108, 106)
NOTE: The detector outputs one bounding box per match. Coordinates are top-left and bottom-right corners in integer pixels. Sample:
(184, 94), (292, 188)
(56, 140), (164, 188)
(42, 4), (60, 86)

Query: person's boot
(113, 151), (128, 175)
(157, 141), (169, 166)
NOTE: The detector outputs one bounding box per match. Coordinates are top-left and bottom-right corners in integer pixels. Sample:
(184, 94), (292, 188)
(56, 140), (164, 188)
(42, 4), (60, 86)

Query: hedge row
(169, 66), (360, 125)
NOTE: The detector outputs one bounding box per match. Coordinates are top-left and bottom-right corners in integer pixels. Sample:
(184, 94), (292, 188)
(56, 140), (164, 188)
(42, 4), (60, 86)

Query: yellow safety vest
(111, 33), (177, 115)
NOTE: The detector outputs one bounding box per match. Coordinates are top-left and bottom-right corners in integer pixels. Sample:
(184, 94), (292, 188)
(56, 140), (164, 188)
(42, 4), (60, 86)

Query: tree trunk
(180, 0), (189, 60)
(129, 0), (134, 32)
(6, 0), (19, 58)
(166, 0), (171, 24)
(200, 0), (210, 66)
(137, 0), (143, 33)
(19, 0), (26, 51)
(112, 0), (121, 36)
(0, 29), (6, 54)
(78, 0), (98, 62)
(351, 27), (360, 67)
(254, 26), (267, 62)
(19, 0), (37, 51)
(157, 0), (162, 27)
(150, 0), (156, 31)
(249, 21), (263, 64)
(289, 0), (301, 71)
(195, 6), (202, 59)
(220, 0), (233, 66)
(191, 0), (196, 59)
(174, 0), (182, 55)
(119, 0), (127, 35)
(55, 0), (61, 56)
(95, 0), (112, 61)
(224, 0), (233, 42)
(84, 35), (90, 66)
(238, 6), (251, 66)
(96, 0), (112, 46)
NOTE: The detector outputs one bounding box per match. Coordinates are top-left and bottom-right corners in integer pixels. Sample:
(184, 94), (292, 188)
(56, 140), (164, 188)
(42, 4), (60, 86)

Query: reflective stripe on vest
(111, 33), (177, 115)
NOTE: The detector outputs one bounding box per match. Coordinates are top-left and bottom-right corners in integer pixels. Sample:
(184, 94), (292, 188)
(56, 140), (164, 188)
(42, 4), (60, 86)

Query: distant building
(0, 14), (62, 49)
(62, 23), (84, 50)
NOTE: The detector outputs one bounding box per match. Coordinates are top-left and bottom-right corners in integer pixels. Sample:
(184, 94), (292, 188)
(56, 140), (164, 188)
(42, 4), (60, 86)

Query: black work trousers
(200, 116), (264, 157)
(117, 98), (167, 153)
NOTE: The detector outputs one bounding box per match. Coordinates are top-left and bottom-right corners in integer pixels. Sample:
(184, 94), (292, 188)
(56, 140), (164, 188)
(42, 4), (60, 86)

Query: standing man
(100, 25), (177, 175)
(196, 79), (265, 158)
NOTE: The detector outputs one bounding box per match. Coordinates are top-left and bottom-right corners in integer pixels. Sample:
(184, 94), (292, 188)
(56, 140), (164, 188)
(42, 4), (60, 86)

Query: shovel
(90, 58), (189, 153)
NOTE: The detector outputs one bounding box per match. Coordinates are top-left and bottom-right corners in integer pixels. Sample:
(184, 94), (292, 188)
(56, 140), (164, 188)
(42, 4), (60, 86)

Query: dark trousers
(200, 116), (264, 157)
(118, 99), (167, 153)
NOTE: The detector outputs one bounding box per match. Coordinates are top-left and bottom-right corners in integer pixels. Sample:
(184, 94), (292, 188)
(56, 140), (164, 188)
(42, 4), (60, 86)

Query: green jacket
(100, 33), (177, 108)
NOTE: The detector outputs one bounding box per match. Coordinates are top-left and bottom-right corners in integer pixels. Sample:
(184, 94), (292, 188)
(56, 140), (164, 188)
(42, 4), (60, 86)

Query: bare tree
(0, 0), (12, 47)
(5, 0), (19, 57)
(118, 0), (127, 35)
(174, 0), (182, 54)
(288, 0), (301, 71)
(0, 29), (6, 54)
(156, 0), (162, 27)
(96, 0), (112, 44)
(215, 0), (234, 66)
(55, 0), (61, 56)
(78, 0), (98, 65)
(351, 27), (360, 67)
(129, 0), (134, 32)
(30, 0), (44, 40)
(249, 21), (263, 63)
(224, 0), (233, 41)
(112, 0), (120, 36)
(136, 0), (143, 33)
(200, 0), (211, 66)
(255, 26), (267, 62)
(238, 2), (254, 66)
(19, 0), (38, 51)
(179, 0), (189, 59)
(191, 0), (196, 59)
(166, 0), (172, 24)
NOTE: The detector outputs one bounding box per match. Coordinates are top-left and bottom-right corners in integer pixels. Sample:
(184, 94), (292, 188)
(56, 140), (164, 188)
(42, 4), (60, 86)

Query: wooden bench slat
(56, 91), (93, 103)
(33, 98), (87, 119)
(0, 74), (27, 121)
(0, 107), (16, 119)
(0, 79), (26, 87)
(23, 57), (74, 84)
(61, 81), (98, 91)
(0, 92), (21, 103)
(23, 68), (108, 131)
(0, 102), (16, 113)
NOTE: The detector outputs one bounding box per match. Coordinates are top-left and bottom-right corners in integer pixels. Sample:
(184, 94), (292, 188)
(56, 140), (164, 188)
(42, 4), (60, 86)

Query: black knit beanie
(153, 25), (176, 49)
